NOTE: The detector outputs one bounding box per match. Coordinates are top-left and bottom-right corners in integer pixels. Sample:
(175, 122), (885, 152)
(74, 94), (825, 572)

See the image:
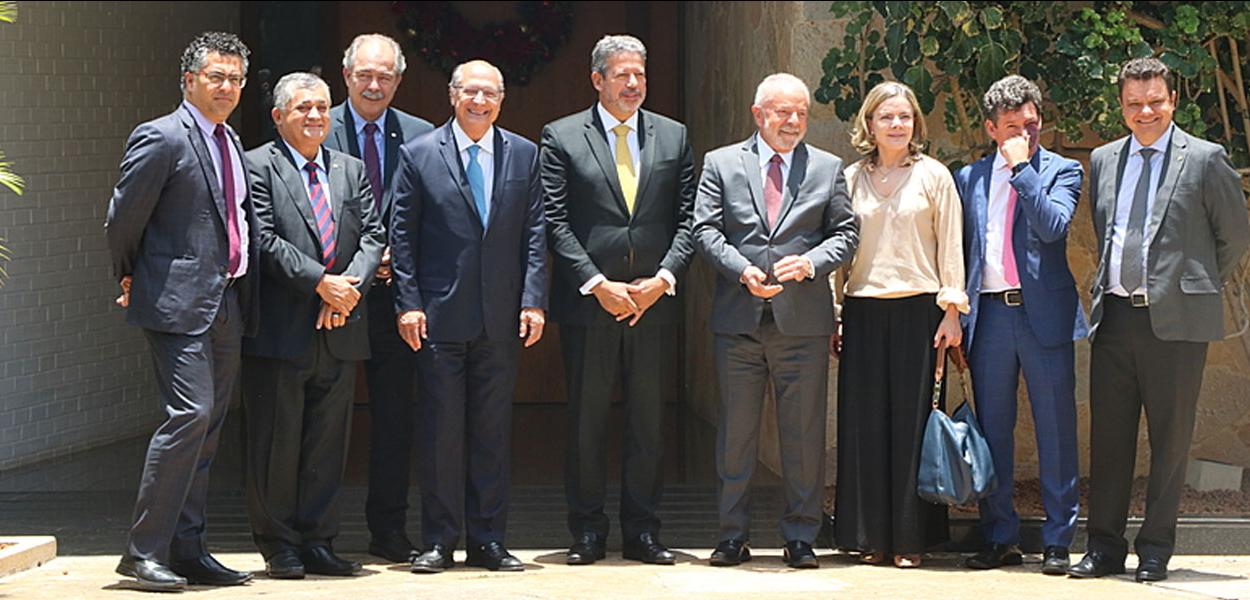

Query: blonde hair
(850, 81), (927, 160)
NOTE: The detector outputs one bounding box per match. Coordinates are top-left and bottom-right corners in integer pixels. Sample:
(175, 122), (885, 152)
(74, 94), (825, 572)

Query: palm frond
(0, 153), (24, 195)
(0, 2), (16, 24)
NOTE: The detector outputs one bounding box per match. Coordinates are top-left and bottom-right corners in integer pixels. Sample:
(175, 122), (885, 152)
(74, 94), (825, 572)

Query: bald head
(448, 60), (506, 142)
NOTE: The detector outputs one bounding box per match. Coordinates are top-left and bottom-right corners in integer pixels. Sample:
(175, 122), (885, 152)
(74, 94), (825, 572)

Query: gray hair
(449, 60), (505, 93)
(179, 31), (250, 90)
(753, 73), (810, 106)
(273, 72), (330, 110)
(981, 75), (1043, 123)
(590, 35), (646, 75)
(343, 33), (407, 75)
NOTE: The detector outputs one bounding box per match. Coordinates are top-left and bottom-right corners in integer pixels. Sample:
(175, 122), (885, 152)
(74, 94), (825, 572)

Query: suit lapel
(772, 143), (807, 233)
(180, 108), (229, 229)
(273, 144), (323, 246)
(383, 108), (403, 188)
(1146, 128), (1187, 246)
(437, 122), (484, 226)
(974, 155), (992, 263)
(633, 110), (657, 217)
(584, 108), (629, 218)
(1105, 139), (1133, 251)
(486, 128), (509, 233)
(327, 148), (348, 227)
(339, 105), (361, 157)
(740, 138), (767, 227)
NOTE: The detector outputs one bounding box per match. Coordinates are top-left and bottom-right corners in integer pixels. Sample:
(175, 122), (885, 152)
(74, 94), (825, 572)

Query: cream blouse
(841, 154), (969, 314)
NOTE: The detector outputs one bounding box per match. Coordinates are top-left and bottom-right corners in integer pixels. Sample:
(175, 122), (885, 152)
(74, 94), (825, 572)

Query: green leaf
(980, 6), (1004, 30)
(921, 36), (940, 57)
(886, 23), (904, 61)
(0, 153), (23, 195)
(0, 1), (16, 24)
(976, 42), (1008, 91)
(1083, 32), (1104, 49)
(938, 0), (971, 23)
(904, 65), (936, 112)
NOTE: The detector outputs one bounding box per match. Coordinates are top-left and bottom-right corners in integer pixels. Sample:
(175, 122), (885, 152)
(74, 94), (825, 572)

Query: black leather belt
(224, 277), (238, 289)
(1110, 291), (1149, 307)
(983, 289), (1023, 307)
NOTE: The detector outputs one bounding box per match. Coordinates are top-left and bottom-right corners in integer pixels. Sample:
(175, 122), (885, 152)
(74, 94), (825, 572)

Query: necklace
(872, 160), (909, 183)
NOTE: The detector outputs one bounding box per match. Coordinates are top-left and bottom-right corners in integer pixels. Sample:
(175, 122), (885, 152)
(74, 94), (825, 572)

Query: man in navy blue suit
(389, 59), (548, 574)
(955, 75), (1087, 574)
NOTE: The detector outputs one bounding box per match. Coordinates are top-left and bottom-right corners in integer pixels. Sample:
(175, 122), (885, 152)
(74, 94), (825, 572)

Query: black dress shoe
(1135, 556), (1168, 582)
(817, 512), (836, 551)
(266, 548), (305, 579)
(1041, 546), (1070, 575)
(369, 530), (419, 563)
(170, 554), (253, 586)
(622, 533), (676, 565)
(1067, 552), (1126, 578)
(300, 546), (362, 577)
(965, 543), (1023, 570)
(709, 539), (751, 567)
(466, 541), (524, 572)
(783, 540), (819, 569)
(566, 533), (606, 565)
(116, 555), (187, 591)
(410, 544), (454, 574)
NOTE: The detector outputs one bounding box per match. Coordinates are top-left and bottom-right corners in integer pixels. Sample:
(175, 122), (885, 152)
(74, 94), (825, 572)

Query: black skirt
(834, 294), (949, 554)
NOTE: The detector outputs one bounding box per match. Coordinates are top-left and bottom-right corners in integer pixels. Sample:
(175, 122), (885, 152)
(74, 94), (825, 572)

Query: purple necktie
(304, 163), (337, 270)
(212, 125), (241, 275)
(765, 154), (783, 229)
(362, 122), (383, 201)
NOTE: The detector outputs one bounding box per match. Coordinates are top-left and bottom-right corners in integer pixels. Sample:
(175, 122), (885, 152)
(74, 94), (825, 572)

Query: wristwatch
(1011, 161), (1029, 176)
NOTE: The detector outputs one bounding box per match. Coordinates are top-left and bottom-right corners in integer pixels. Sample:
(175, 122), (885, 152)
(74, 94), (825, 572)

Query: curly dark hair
(179, 31), (250, 84)
(981, 75), (1043, 123)
(1118, 57), (1173, 96)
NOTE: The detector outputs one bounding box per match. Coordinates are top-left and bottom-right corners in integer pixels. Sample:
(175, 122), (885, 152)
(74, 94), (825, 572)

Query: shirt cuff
(657, 268), (677, 296)
(579, 274), (607, 296)
(802, 257), (815, 280)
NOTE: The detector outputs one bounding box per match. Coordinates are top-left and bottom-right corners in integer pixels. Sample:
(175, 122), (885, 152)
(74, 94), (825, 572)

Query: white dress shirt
(348, 100), (387, 174)
(982, 152), (1016, 292)
(753, 134), (813, 280)
(183, 100), (248, 277)
(452, 120), (495, 220)
(1108, 124), (1174, 297)
(282, 140), (332, 211)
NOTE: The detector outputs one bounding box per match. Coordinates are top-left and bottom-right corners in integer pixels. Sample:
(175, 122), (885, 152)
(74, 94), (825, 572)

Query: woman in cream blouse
(832, 81), (969, 568)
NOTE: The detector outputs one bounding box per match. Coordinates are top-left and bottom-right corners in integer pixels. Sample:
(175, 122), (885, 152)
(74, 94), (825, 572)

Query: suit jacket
(325, 102), (434, 224)
(242, 141), (384, 361)
(693, 137), (859, 336)
(390, 121), (548, 343)
(541, 106), (695, 326)
(1089, 126), (1250, 342)
(106, 104), (259, 337)
(957, 146), (1089, 352)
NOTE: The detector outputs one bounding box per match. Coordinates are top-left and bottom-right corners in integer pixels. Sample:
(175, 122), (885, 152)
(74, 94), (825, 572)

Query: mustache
(361, 89), (385, 101)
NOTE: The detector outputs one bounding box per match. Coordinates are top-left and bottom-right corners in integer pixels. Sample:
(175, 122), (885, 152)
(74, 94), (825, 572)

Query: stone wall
(683, 1), (1250, 481)
(0, 1), (241, 471)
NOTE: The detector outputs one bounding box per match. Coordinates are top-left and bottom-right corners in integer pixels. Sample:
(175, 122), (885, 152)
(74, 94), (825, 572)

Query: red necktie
(304, 163), (337, 270)
(212, 125), (241, 275)
(1002, 166), (1020, 287)
(765, 154), (783, 229)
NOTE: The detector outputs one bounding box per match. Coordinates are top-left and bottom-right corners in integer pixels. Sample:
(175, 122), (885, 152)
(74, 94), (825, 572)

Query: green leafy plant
(816, 1), (1250, 174)
(0, 1), (22, 286)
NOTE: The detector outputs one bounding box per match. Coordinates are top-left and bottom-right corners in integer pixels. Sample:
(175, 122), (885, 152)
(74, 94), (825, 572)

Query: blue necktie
(467, 144), (487, 227)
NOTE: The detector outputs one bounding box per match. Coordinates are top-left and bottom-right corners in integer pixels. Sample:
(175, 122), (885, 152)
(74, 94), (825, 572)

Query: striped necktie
(304, 162), (336, 270)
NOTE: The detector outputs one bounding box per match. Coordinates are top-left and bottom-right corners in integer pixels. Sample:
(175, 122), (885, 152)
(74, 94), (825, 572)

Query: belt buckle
(1130, 291), (1149, 307)
(1003, 290), (1023, 307)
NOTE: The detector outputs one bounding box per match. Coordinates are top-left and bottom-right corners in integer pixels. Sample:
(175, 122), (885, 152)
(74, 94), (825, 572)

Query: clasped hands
(591, 276), (669, 326)
(740, 255), (813, 299)
(315, 273), (362, 331)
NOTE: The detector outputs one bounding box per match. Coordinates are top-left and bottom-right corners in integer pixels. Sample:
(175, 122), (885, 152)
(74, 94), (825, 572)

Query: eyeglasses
(453, 85), (502, 102)
(351, 70), (397, 86)
(200, 70), (246, 89)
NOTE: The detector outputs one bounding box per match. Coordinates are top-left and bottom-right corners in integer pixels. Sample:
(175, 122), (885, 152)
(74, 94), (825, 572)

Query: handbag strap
(932, 346), (976, 412)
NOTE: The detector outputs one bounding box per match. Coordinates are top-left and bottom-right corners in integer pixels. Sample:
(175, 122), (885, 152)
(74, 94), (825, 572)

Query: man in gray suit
(324, 33), (433, 564)
(1069, 57), (1249, 583)
(242, 72), (384, 579)
(106, 31), (257, 592)
(693, 73), (858, 569)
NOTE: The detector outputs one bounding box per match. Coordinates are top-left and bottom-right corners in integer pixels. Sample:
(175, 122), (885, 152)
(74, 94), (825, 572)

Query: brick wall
(0, 1), (240, 471)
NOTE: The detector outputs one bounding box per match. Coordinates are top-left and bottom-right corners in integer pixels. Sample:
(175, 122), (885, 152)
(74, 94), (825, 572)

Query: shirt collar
(992, 150), (1009, 172)
(597, 103), (639, 137)
(182, 100), (228, 138)
(282, 139), (326, 174)
(1129, 122), (1174, 158)
(755, 133), (793, 171)
(347, 100), (385, 137)
(452, 119), (494, 156)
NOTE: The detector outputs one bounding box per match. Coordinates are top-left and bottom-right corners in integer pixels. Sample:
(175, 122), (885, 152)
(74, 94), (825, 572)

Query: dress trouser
(416, 331), (520, 549)
(1087, 295), (1208, 563)
(363, 285), (419, 537)
(969, 295), (1080, 548)
(243, 333), (356, 558)
(715, 305), (829, 544)
(561, 321), (673, 541)
(127, 286), (241, 563)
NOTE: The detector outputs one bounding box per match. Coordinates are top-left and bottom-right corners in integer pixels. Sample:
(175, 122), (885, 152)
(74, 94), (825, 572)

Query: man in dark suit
(241, 72), (384, 580)
(324, 32), (434, 564)
(105, 31), (257, 592)
(693, 73), (858, 569)
(1069, 57), (1249, 583)
(955, 75), (1087, 574)
(391, 60), (548, 574)
(540, 34), (695, 566)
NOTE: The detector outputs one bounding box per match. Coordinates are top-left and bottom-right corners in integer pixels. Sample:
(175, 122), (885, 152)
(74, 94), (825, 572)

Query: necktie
(612, 124), (637, 213)
(1120, 147), (1156, 292)
(362, 122), (383, 203)
(466, 144), (487, 227)
(1002, 165), (1020, 287)
(304, 162), (337, 270)
(212, 125), (241, 275)
(765, 154), (783, 230)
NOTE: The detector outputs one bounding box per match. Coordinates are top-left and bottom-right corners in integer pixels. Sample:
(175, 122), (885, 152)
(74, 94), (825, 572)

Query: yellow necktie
(612, 124), (637, 213)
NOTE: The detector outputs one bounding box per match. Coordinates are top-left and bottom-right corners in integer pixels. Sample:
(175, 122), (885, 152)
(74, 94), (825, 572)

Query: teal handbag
(917, 347), (998, 506)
